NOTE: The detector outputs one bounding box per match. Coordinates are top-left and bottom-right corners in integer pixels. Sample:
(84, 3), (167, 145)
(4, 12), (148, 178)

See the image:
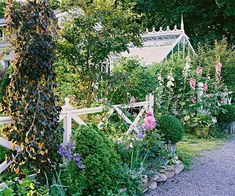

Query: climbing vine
(1, 0), (62, 181)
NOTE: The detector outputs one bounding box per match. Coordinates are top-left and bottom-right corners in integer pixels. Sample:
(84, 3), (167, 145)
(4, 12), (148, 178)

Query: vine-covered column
(1, 0), (62, 181)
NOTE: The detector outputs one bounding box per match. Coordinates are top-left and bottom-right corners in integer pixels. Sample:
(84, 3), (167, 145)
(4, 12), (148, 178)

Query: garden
(0, 0), (235, 195)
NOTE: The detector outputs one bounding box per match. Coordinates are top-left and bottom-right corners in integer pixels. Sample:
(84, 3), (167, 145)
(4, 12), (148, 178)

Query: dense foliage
(63, 125), (141, 195)
(1, 0), (62, 181)
(125, 0), (235, 46)
(195, 40), (235, 102)
(56, 0), (141, 107)
(158, 115), (184, 144)
(217, 105), (235, 123)
(107, 58), (157, 104)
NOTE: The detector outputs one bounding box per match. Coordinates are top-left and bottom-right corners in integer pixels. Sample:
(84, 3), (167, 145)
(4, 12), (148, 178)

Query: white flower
(167, 75), (174, 81)
(184, 115), (190, 121)
(157, 75), (163, 82)
(212, 117), (217, 124)
(167, 81), (174, 88)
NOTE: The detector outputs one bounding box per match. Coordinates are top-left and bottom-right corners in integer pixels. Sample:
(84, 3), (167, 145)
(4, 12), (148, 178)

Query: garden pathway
(146, 136), (235, 196)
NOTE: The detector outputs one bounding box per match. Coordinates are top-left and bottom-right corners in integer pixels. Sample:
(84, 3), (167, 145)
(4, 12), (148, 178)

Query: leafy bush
(195, 40), (235, 103)
(158, 115), (184, 144)
(108, 58), (157, 104)
(217, 105), (235, 123)
(0, 177), (49, 195)
(63, 125), (141, 195)
(138, 131), (172, 171)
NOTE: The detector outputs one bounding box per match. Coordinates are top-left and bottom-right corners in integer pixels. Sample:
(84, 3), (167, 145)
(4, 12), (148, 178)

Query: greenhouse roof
(120, 17), (195, 65)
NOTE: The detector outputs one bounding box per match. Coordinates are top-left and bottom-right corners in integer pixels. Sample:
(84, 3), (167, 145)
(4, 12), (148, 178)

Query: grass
(177, 133), (229, 169)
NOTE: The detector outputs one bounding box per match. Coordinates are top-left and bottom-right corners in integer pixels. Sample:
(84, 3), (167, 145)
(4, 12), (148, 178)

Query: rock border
(142, 157), (184, 192)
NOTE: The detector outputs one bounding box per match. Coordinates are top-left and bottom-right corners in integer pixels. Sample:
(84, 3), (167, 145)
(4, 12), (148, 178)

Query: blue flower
(59, 140), (85, 169)
(73, 155), (85, 169)
(136, 131), (143, 140)
(58, 145), (67, 157)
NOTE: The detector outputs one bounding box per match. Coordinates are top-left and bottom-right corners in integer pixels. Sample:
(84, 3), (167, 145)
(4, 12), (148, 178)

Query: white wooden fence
(0, 94), (154, 174)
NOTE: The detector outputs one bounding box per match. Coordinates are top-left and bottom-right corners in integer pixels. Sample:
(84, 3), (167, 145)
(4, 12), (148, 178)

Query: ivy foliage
(1, 0), (62, 181)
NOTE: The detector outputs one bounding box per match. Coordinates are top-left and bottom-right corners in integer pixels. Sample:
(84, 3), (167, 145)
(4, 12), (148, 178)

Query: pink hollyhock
(215, 62), (222, 74)
(189, 78), (196, 90)
(191, 97), (196, 104)
(197, 67), (203, 76)
(143, 112), (156, 130)
(220, 98), (225, 103)
(203, 83), (208, 92)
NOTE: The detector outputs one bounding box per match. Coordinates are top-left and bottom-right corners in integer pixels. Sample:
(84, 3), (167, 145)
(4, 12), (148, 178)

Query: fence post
(146, 93), (154, 114)
(62, 97), (74, 146)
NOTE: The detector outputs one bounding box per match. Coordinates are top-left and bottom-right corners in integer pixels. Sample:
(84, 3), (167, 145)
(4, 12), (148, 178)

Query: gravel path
(145, 137), (235, 196)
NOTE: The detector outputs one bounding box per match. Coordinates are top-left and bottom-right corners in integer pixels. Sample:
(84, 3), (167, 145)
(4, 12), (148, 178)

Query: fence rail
(0, 94), (154, 174)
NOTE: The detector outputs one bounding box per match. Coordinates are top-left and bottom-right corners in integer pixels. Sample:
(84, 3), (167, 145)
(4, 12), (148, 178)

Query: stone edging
(142, 158), (184, 192)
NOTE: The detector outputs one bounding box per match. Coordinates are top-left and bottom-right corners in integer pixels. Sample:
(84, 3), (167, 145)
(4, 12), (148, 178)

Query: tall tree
(126, 0), (235, 47)
(2, 0), (62, 181)
(56, 0), (142, 107)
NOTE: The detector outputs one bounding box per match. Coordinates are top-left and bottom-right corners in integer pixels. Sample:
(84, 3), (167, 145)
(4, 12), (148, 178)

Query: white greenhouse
(116, 17), (195, 66)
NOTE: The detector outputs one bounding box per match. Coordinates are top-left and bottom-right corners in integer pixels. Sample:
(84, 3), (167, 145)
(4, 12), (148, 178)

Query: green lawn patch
(177, 134), (228, 169)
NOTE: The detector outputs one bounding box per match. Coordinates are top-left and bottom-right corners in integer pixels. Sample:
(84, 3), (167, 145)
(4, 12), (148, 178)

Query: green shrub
(0, 177), (49, 195)
(108, 58), (157, 104)
(139, 131), (171, 171)
(158, 115), (184, 144)
(217, 104), (235, 123)
(63, 125), (141, 195)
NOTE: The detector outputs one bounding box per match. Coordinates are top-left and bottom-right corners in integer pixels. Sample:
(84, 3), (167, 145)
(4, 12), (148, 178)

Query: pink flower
(130, 97), (136, 104)
(215, 62), (222, 74)
(203, 83), (208, 92)
(189, 78), (196, 90)
(146, 112), (153, 117)
(220, 98), (225, 103)
(191, 97), (196, 104)
(197, 67), (203, 76)
(143, 112), (156, 130)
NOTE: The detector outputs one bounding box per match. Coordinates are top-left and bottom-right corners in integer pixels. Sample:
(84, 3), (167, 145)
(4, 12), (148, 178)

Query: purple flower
(65, 149), (73, 159)
(77, 162), (86, 169)
(127, 128), (132, 135)
(118, 138), (122, 145)
(58, 140), (85, 170)
(73, 155), (85, 169)
(58, 145), (67, 157)
(136, 131), (144, 140)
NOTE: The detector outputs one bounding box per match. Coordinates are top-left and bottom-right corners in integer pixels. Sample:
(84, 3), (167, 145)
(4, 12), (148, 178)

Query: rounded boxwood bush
(217, 105), (235, 123)
(63, 125), (131, 195)
(158, 115), (184, 144)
